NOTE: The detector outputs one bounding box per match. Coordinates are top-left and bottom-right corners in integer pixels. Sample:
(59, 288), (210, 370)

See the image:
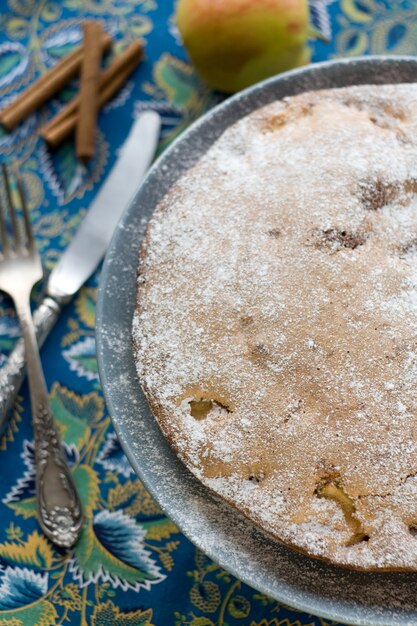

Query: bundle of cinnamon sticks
(0, 21), (144, 161)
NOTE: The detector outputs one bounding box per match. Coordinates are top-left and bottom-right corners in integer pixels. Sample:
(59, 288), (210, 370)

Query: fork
(0, 165), (83, 548)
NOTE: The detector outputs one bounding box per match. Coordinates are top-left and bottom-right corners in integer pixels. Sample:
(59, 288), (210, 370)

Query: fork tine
(16, 176), (33, 251)
(0, 188), (9, 256)
(2, 164), (21, 250)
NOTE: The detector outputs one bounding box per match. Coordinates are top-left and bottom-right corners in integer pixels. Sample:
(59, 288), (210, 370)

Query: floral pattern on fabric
(0, 0), (413, 624)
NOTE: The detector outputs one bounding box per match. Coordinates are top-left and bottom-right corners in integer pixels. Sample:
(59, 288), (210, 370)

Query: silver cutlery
(0, 110), (161, 430)
(0, 165), (83, 547)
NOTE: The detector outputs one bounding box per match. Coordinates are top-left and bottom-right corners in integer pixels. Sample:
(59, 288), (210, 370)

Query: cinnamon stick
(0, 31), (112, 131)
(42, 41), (143, 137)
(76, 22), (103, 162)
(43, 58), (139, 149)
(42, 43), (144, 149)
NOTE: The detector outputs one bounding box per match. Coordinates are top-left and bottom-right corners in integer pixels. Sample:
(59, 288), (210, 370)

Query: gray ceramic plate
(96, 56), (417, 626)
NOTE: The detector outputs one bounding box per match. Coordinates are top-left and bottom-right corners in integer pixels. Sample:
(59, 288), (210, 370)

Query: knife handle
(0, 297), (62, 432)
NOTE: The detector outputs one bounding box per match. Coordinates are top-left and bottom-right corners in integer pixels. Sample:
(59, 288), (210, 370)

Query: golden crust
(133, 83), (417, 570)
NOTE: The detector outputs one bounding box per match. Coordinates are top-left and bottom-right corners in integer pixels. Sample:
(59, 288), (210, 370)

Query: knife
(0, 110), (161, 429)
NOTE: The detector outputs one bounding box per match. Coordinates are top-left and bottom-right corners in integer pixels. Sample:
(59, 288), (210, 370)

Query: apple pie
(133, 83), (417, 570)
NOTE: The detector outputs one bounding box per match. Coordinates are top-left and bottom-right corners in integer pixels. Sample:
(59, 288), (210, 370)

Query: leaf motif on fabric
(0, 531), (55, 569)
(6, 497), (37, 520)
(107, 479), (162, 518)
(153, 53), (203, 112)
(0, 600), (58, 626)
(0, 567), (48, 609)
(70, 510), (165, 590)
(96, 432), (134, 478)
(3, 439), (38, 506)
(41, 24), (82, 65)
(0, 42), (29, 89)
(91, 601), (154, 626)
(63, 336), (98, 382)
(49, 383), (104, 448)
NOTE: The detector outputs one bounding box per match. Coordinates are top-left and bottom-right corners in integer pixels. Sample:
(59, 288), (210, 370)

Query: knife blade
(0, 110), (161, 428)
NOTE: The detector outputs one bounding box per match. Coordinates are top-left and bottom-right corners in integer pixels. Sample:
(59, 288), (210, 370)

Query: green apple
(176, 0), (310, 94)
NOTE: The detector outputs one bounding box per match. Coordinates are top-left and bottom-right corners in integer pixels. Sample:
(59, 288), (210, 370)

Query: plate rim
(96, 55), (417, 626)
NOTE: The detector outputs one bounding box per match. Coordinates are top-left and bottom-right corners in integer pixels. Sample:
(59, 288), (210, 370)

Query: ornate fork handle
(34, 396), (83, 547)
(14, 296), (83, 548)
(0, 296), (62, 432)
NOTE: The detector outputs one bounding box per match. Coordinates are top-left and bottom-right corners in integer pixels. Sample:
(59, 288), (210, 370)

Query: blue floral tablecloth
(0, 1), (415, 625)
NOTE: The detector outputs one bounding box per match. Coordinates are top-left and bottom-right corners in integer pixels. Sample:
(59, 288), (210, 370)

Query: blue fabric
(0, 1), (414, 624)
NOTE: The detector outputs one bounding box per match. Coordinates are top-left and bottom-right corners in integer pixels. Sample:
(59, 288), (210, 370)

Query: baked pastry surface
(133, 84), (417, 570)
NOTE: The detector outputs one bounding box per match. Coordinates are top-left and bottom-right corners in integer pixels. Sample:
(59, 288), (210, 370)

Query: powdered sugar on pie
(133, 84), (417, 570)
